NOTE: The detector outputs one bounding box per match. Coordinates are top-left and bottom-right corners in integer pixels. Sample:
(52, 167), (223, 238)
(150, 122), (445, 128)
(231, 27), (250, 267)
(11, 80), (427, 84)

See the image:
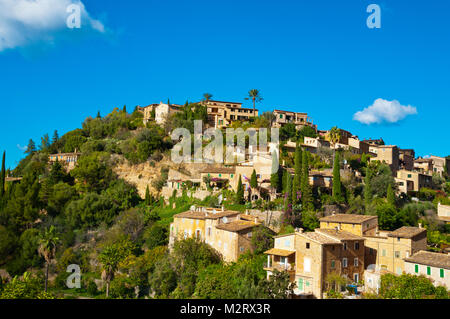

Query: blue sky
(0, 0), (449, 168)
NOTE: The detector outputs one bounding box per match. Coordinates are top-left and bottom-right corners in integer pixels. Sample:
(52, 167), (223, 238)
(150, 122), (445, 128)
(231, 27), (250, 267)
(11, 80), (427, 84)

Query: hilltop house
(201, 100), (258, 128)
(49, 151), (81, 172)
(272, 110), (317, 131)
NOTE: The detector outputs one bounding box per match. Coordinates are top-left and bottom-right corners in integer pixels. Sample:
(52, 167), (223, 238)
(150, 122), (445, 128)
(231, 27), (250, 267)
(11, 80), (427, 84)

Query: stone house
(272, 110), (317, 131)
(264, 228), (365, 299)
(169, 206), (261, 262)
(396, 169), (433, 192)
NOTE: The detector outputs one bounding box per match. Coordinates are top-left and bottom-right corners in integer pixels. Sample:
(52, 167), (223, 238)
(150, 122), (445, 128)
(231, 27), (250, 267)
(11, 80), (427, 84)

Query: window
(207, 227), (212, 237)
(354, 242), (360, 250)
(354, 273), (359, 283)
(304, 258), (311, 272)
(354, 258), (358, 267)
(343, 243), (347, 250)
(285, 240), (290, 247)
(342, 258), (348, 268)
(440, 269), (445, 278)
(415, 264), (419, 273)
(240, 247), (244, 252)
(247, 232), (252, 238)
(395, 251), (400, 259)
(331, 260), (336, 269)
(306, 243), (310, 249)
(408, 174), (412, 178)
(397, 237), (400, 242)
(427, 267), (431, 276)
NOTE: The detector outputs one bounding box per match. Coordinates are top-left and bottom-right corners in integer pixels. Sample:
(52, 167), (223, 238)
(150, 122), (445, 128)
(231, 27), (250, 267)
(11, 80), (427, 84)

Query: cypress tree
(123, 105), (127, 113)
(270, 171), (280, 193)
(282, 170), (288, 194)
(364, 168), (372, 210)
(301, 151), (313, 210)
(387, 183), (395, 206)
(0, 151), (5, 197)
(284, 172), (292, 213)
(97, 111), (101, 118)
(332, 151), (342, 203)
(292, 146), (303, 204)
(236, 175), (245, 205)
(250, 169), (258, 189)
(145, 185), (151, 205)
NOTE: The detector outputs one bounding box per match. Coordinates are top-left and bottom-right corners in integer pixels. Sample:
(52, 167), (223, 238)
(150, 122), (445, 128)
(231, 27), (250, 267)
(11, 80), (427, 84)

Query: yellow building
(319, 214), (379, 237)
(169, 206), (260, 262)
(319, 214), (427, 275)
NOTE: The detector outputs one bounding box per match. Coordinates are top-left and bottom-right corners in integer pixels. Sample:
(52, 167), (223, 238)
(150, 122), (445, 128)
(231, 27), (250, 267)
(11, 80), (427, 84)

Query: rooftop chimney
(418, 223), (422, 229)
(298, 228), (304, 233)
(221, 206), (224, 212)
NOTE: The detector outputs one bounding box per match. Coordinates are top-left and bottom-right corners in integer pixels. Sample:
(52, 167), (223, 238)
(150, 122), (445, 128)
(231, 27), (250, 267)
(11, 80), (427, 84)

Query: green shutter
(298, 278), (303, 291)
(427, 266), (431, 275)
(415, 265), (419, 273)
(440, 269), (444, 278)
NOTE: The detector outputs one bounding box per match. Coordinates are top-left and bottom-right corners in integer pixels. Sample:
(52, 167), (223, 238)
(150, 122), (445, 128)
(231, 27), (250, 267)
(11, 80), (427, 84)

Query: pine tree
(301, 150), (313, 210)
(250, 169), (258, 189)
(52, 130), (59, 144)
(387, 183), (395, 206)
(236, 175), (245, 205)
(0, 151), (5, 198)
(25, 139), (36, 155)
(40, 133), (50, 151)
(97, 111), (101, 119)
(332, 151), (342, 203)
(292, 146), (303, 204)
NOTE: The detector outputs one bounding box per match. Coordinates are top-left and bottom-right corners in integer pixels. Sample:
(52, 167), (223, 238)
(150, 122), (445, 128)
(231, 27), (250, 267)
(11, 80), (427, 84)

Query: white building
(404, 250), (449, 288)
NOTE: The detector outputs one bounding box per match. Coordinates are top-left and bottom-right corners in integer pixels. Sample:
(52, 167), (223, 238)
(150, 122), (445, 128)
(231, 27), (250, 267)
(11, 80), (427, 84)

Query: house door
(354, 273), (359, 283)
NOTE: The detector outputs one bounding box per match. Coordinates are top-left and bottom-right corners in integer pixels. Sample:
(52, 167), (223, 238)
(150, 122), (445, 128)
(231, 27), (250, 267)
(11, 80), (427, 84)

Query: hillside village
(0, 92), (449, 299)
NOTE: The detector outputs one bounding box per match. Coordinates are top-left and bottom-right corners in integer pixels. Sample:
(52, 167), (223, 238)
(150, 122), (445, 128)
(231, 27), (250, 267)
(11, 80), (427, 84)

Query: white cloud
(0, 0), (105, 51)
(353, 98), (417, 125)
(16, 144), (27, 151)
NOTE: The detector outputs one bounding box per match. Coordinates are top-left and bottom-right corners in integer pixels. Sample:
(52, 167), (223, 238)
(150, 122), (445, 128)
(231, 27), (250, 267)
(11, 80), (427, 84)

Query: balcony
(264, 262), (295, 272)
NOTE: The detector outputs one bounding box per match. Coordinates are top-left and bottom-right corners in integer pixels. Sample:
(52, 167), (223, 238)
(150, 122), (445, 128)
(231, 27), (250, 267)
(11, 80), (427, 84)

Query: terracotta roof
(215, 220), (259, 232)
(200, 167), (236, 174)
(388, 226), (426, 239)
(320, 214), (378, 224)
(207, 100), (242, 105)
(174, 209), (240, 220)
(315, 229), (364, 241)
(273, 109), (307, 115)
(404, 251), (450, 269)
(298, 232), (340, 244)
(438, 216), (450, 222)
(264, 248), (295, 257)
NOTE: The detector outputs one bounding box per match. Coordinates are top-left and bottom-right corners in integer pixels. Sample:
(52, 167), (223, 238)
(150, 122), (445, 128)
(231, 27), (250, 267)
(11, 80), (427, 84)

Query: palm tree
(245, 89), (263, 117)
(99, 244), (123, 298)
(38, 226), (60, 292)
(329, 126), (341, 148)
(203, 93), (213, 103)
